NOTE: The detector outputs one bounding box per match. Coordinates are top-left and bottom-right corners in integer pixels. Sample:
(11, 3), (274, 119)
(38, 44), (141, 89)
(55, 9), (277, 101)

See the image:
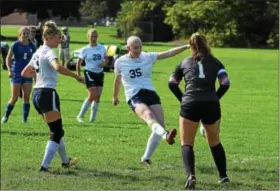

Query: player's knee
(47, 119), (64, 144)
(142, 110), (154, 120)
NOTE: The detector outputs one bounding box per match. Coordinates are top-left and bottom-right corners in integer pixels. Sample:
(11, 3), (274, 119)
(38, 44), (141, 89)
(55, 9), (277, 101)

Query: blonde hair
(126, 36), (142, 48)
(42, 20), (61, 40)
(87, 28), (98, 38)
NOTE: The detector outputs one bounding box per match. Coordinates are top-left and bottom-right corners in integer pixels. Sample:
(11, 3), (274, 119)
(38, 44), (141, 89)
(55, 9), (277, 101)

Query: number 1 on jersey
(197, 61), (205, 78)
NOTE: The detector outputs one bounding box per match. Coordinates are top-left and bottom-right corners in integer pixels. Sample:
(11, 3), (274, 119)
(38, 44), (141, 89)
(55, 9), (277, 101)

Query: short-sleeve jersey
(10, 40), (36, 73)
(114, 52), (158, 102)
(28, 45), (58, 89)
(79, 44), (107, 73)
(171, 54), (227, 103)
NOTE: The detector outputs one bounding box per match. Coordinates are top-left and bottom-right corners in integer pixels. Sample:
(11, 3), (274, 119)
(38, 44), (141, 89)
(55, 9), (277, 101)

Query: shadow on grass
(1, 130), (47, 137)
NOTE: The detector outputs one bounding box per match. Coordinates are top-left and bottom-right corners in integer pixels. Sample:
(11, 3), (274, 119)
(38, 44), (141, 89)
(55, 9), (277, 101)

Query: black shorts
(128, 89), (161, 111)
(180, 101), (221, 124)
(32, 88), (60, 114)
(84, 70), (104, 88)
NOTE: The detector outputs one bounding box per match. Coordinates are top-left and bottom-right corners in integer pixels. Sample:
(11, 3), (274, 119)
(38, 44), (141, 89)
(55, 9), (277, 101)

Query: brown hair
(189, 33), (211, 62)
(42, 20), (61, 40)
(18, 26), (30, 37)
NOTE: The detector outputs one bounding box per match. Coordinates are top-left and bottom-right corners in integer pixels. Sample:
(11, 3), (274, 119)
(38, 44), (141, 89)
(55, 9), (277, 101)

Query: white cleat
(199, 123), (206, 138)
(1, 117), (8, 124)
(76, 117), (84, 123)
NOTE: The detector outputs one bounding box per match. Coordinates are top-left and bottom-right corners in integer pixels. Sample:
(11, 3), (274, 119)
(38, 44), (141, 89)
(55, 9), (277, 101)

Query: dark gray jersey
(170, 54), (228, 103)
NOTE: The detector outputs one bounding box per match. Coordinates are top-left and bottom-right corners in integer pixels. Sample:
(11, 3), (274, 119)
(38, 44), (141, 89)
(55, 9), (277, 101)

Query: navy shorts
(128, 89), (161, 111)
(32, 88), (60, 114)
(84, 70), (104, 88)
(180, 101), (221, 125)
(10, 72), (32, 84)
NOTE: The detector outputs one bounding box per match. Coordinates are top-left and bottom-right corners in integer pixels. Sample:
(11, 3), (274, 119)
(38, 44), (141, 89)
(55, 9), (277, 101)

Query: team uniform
(59, 34), (70, 62)
(28, 45), (60, 114)
(79, 44), (107, 88)
(170, 54), (229, 124)
(114, 52), (161, 111)
(10, 40), (36, 84)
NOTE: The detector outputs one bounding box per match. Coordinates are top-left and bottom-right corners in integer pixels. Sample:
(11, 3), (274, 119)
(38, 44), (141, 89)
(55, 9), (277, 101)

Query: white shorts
(59, 48), (70, 61)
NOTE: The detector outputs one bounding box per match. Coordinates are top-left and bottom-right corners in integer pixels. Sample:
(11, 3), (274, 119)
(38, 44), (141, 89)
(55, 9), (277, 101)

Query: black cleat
(185, 175), (196, 190)
(61, 157), (79, 168)
(218, 177), (230, 184)
(39, 166), (56, 174)
(140, 159), (152, 167)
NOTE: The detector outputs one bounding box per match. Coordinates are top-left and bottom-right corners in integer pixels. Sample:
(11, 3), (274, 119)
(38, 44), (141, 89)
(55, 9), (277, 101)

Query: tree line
(1, 0), (278, 48)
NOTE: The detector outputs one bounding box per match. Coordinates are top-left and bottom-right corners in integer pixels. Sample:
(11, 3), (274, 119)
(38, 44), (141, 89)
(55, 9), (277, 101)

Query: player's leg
(21, 79), (32, 123)
(179, 102), (201, 189)
(38, 89), (78, 171)
(89, 86), (103, 122)
(1, 81), (21, 123)
(89, 72), (104, 122)
(202, 102), (229, 184)
(149, 104), (177, 144)
(77, 70), (95, 122)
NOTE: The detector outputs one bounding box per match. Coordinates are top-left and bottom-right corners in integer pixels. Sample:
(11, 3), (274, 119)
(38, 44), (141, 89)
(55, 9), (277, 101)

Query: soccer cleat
(218, 177), (230, 184)
(39, 166), (56, 173)
(1, 117), (8, 124)
(76, 117), (84, 123)
(22, 119), (27, 123)
(166, 128), (177, 145)
(140, 159), (152, 167)
(62, 157), (79, 168)
(184, 175), (196, 190)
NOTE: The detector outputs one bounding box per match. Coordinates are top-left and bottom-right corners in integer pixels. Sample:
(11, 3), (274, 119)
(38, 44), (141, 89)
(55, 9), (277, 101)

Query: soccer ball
(199, 123), (206, 137)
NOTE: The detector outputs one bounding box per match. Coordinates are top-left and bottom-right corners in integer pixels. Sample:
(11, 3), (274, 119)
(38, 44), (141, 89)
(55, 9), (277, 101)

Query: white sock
(77, 99), (91, 118)
(89, 102), (99, 121)
(57, 137), (69, 164)
(147, 120), (167, 140)
(41, 140), (59, 168)
(141, 132), (161, 161)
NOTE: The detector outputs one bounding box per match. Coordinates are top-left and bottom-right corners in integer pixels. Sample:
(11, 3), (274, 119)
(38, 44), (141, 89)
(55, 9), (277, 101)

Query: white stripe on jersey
(114, 52), (158, 102)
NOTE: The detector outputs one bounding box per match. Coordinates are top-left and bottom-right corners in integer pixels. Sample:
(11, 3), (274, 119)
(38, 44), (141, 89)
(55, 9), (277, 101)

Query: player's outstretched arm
(51, 59), (85, 83)
(112, 74), (121, 106)
(157, 44), (190, 60)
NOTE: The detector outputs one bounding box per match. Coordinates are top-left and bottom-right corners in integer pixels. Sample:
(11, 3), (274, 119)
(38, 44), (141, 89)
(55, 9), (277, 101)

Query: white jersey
(79, 43), (107, 73)
(114, 52), (158, 102)
(28, 45), (58, 89)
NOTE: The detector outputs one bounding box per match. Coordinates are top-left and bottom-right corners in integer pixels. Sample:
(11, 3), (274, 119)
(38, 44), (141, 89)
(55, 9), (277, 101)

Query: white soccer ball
(199, 123), (206, 137)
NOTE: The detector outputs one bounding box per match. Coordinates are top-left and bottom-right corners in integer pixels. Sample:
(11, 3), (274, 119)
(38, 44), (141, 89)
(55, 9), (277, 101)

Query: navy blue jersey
(10, 40), (36, 73)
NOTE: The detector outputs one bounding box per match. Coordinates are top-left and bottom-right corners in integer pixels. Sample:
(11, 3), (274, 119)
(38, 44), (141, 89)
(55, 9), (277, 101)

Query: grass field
(0, 25), (279, 190)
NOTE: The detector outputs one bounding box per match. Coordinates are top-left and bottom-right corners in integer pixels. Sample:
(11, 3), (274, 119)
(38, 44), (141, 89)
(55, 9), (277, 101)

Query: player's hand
(112, 97), (119, 106)
(98, 59), (106, 68)
(8, 71), (13, 78)
(76, 76), (85, 84)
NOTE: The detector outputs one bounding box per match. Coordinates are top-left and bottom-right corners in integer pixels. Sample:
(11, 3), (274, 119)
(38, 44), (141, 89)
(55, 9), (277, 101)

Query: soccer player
(168, 33), (230, 189)
(1, 27), (36, 123)
(76, 28), (107, 123)
(59, 27), (70, 67)
(112, 35), (189, 165)
(21, 20), (84, 172)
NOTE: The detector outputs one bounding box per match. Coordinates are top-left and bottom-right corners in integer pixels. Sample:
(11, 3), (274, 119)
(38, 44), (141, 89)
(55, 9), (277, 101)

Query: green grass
(0, 26), (279, 190)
